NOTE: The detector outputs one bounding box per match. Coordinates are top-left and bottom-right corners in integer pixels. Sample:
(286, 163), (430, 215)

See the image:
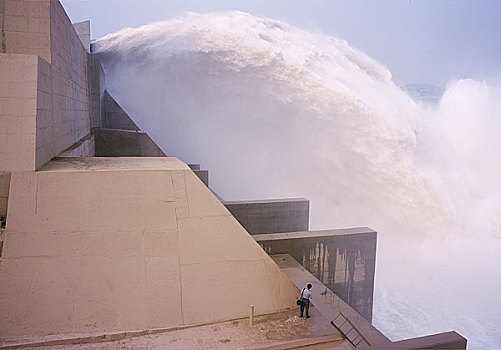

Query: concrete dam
(0, 1), (466, 349)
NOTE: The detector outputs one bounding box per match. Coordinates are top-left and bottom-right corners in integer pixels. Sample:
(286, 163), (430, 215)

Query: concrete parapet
(224, 198), (309, 234)
(254, 228), (377, 322)
(366, 331), (466, 349)
(93, 128), (165, 157)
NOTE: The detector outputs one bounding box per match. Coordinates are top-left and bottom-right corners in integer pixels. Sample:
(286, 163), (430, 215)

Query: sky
(60, 0), (501, 87)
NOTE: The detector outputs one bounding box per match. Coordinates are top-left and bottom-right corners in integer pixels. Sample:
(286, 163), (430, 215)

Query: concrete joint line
(171, 172), (185, 324)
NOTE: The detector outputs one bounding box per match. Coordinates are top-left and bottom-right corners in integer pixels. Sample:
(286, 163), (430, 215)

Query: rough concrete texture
(255, 228), (377, 322)
(0, 157), (298, 338)
(93, 128), (165, 157)
(224, 198), (310, 234)
(1, 309), (349, 350)
(0, 0), (51, 62)
(37, 0), (90, 168)
(0, 53), (37, 171)
(1, 1), (95, 171)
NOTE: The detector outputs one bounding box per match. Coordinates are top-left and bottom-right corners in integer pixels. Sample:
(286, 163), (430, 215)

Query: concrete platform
(1, 309), (347, 350)
(224, 198), (310, 234)
(271, 254), (390, 348)
(39, 156), (187, 172)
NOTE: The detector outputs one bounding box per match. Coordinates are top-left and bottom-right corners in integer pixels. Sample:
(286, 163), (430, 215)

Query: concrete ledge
(39, 157), (188, 172)
(93, 128), (166, 157)
(253, 227), (376, 241)
(188, 164), (201, 170)
(224, 198), (309, 234)
(366, 331), (466, 349)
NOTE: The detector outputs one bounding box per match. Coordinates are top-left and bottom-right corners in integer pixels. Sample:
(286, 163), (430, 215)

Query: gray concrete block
(103, 91), (140, 131)
(93, 128), (165, 157)
(193, 170), (209, 187)
(224, 198), (309, 234)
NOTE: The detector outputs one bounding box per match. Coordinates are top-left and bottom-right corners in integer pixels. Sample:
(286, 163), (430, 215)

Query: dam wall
(0, 157), (297, 337)
(224, 198), (310, 234)
(0, 0), (162, 218)
(0, 0), (92, 172)
(0, 2), (466, 348)
(254, 228), (377, 322)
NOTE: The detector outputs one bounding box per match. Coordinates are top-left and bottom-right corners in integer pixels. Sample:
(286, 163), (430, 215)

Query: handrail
(332, 311), (371, 348)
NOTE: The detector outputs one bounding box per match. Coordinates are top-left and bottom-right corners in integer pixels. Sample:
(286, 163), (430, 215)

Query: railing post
(249, 305), (254, 326)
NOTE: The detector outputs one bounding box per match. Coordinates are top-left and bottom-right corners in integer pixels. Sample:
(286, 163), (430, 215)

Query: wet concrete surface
(256, 228), (376, 322)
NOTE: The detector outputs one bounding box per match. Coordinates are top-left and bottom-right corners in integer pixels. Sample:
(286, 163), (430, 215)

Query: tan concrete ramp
(0, 157), (297, 338)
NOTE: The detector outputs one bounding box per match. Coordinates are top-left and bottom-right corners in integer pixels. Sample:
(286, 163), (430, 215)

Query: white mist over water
(94, 12), (501, 349)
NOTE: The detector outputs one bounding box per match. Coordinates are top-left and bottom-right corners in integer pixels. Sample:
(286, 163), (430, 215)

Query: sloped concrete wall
(102, 91), (139, 131)
(0, 157), (297, 338)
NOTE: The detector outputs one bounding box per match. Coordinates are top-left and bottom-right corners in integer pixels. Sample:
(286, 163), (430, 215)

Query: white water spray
(94, 12), (501, 349)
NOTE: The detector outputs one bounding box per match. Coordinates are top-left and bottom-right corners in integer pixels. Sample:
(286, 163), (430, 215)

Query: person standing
(300, 283), (312, 318)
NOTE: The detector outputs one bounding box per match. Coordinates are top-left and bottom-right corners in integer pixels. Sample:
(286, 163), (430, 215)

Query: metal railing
(332, 311), (371, 348)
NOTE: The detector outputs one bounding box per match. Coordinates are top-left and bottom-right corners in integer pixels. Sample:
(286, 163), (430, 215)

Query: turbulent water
(94, 12), (501, 349)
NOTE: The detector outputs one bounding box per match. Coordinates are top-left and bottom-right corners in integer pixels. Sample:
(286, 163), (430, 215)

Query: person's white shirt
(302, 288), (312, 300)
